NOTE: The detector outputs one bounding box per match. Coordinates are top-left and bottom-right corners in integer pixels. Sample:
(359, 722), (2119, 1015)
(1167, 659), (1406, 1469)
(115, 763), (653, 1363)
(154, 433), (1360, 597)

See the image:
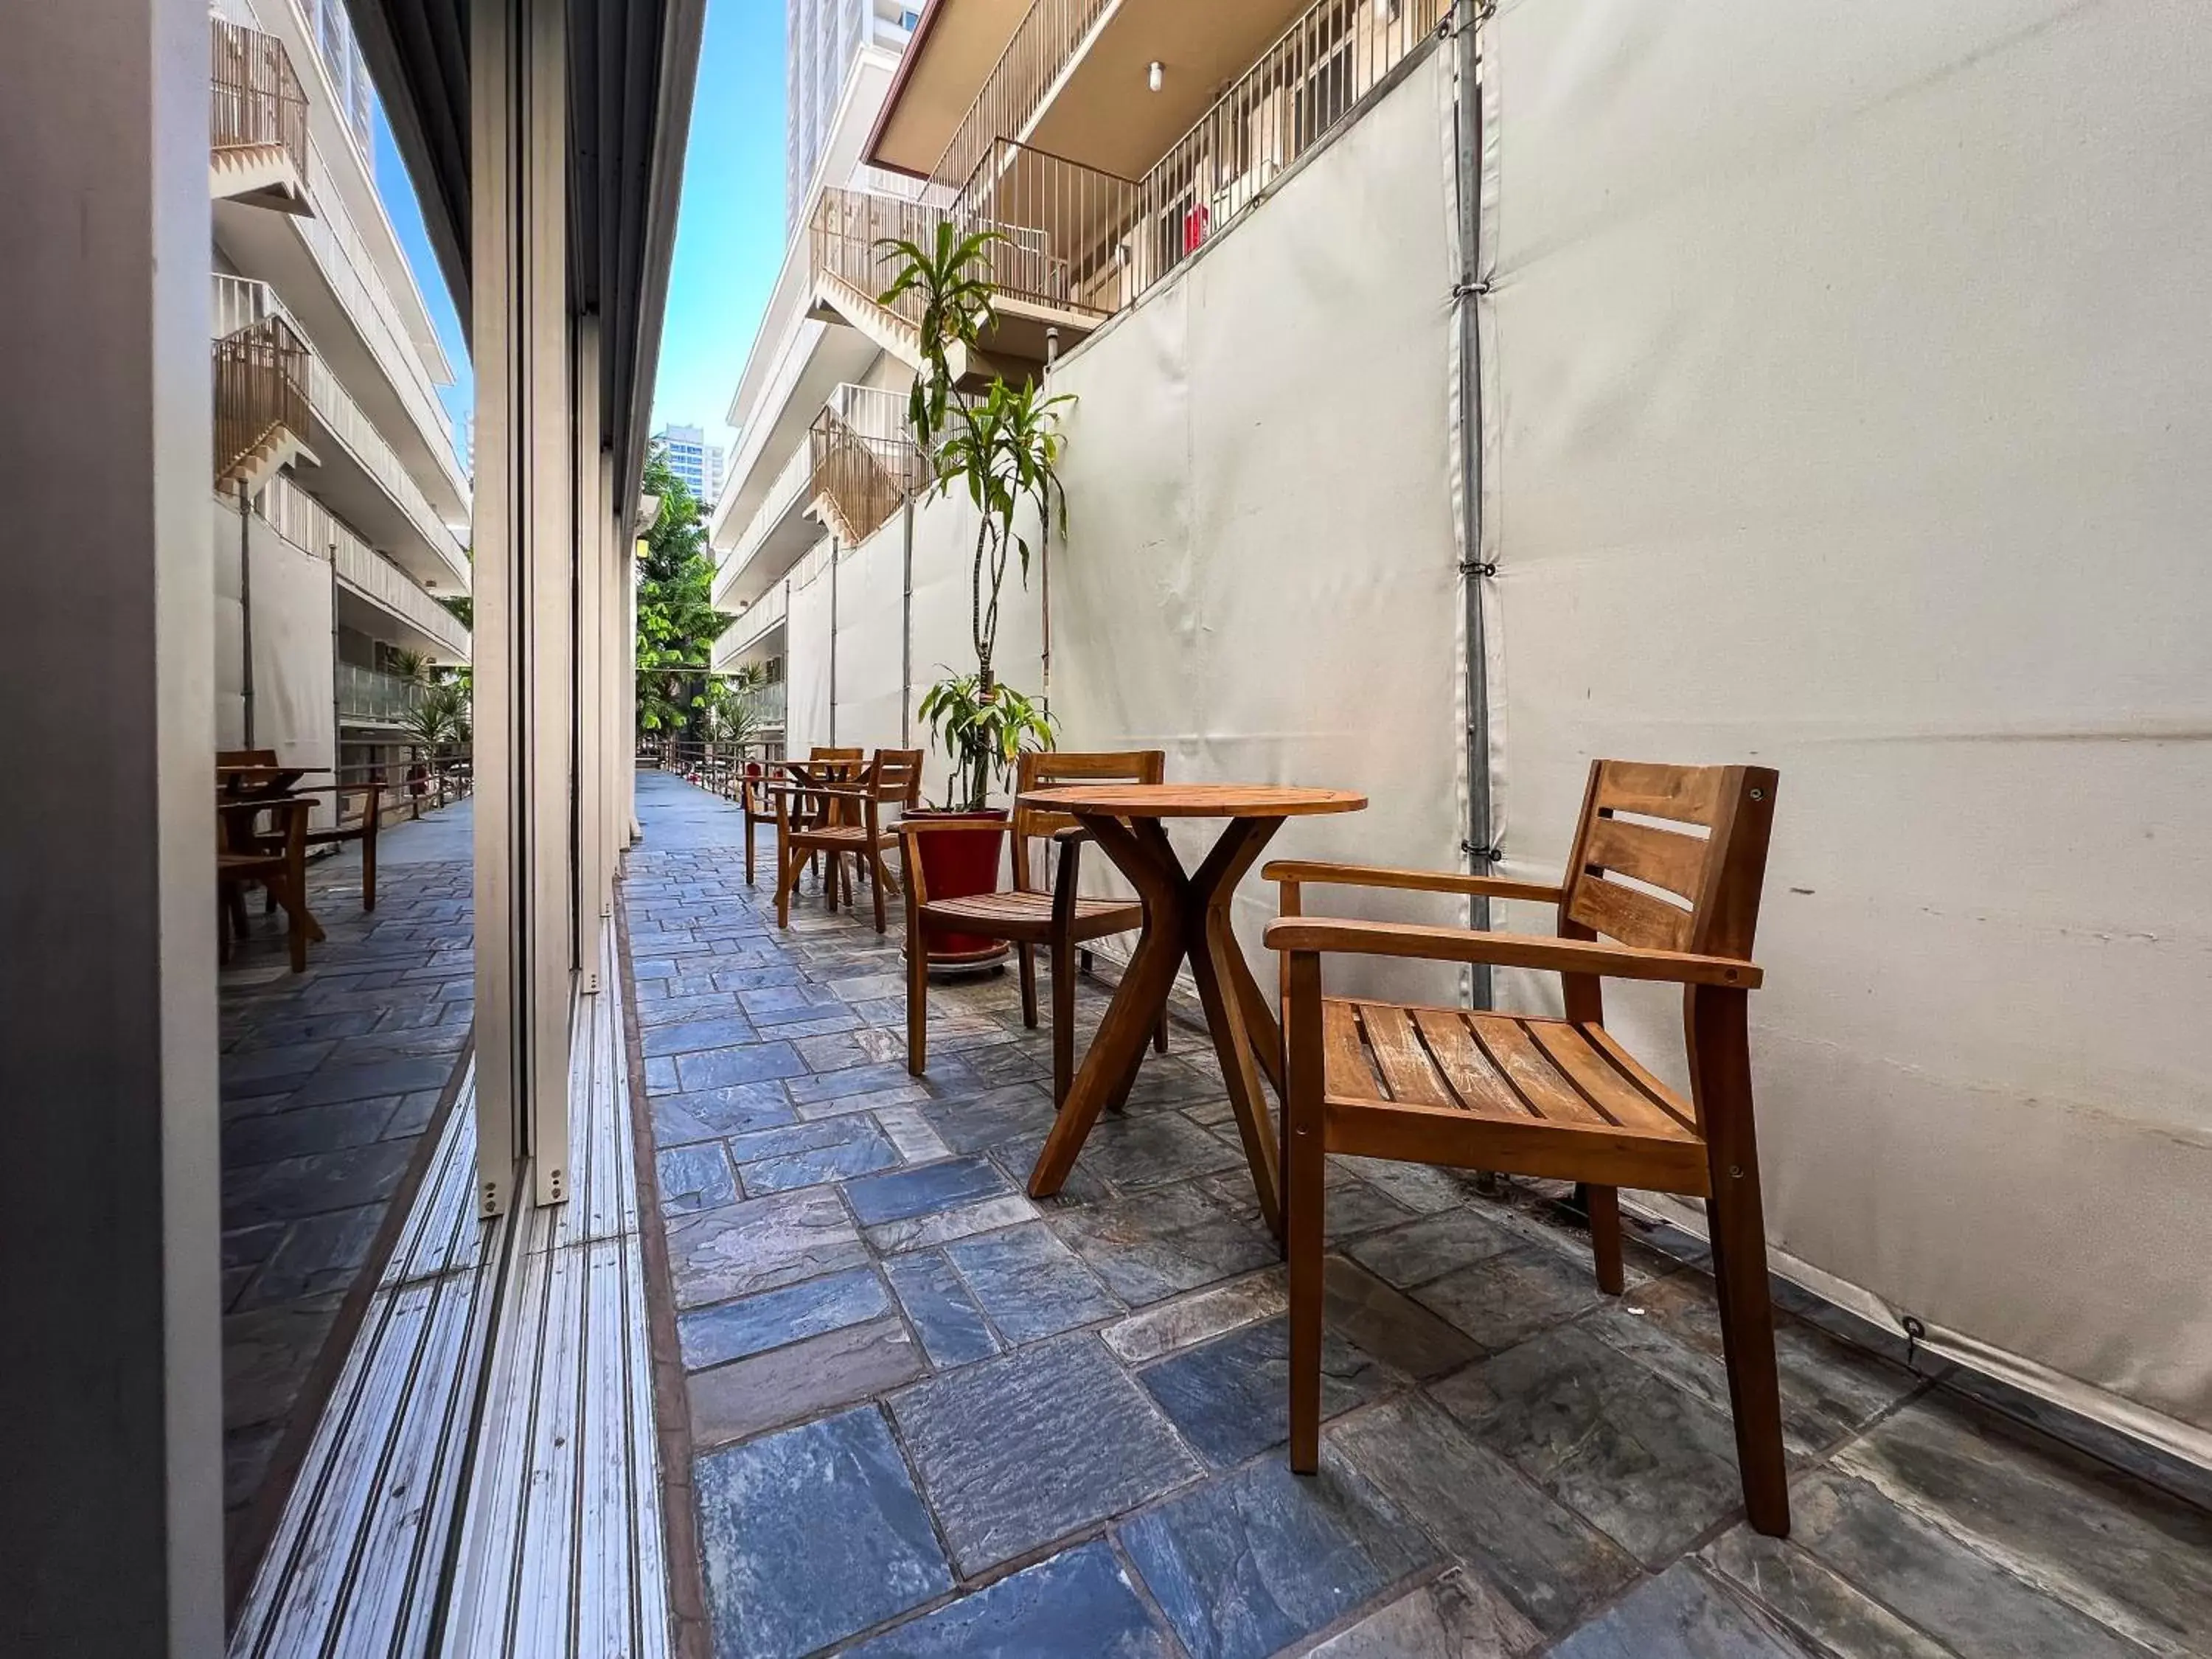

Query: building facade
(654, 420), (728, 507)
(785, 0), (919, 230)
(209, 0), (470, 803)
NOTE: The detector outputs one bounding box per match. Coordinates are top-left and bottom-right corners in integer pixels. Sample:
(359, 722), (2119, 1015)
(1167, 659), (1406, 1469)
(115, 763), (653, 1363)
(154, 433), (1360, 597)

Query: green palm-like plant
(918, 672), (1057, 811)
(875, 220), (1004, 450)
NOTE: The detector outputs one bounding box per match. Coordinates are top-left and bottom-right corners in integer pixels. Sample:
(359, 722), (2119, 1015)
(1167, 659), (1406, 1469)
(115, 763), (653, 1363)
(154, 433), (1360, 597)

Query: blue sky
(375, 0), (786, 475)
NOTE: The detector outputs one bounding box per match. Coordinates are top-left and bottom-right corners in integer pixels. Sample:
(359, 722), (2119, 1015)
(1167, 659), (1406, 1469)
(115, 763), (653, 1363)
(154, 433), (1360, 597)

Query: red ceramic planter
(906, 807), (1010, 967)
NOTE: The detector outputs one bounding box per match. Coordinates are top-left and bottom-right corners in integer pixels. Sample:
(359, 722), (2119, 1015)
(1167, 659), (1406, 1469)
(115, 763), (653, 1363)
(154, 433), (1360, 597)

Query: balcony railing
(210, 15), (307, 178)
(933, 0), (1116, 192)
(215, 313), (311, 486)
(262, 473), (471, 661)
(717, 439), (814, 600)
(810, 408), (929, 548)
(825, 383), (914, 445)
(212, 274), (469, 585)
(336, 663), (428, 724)
(810, 181), (1109, 331)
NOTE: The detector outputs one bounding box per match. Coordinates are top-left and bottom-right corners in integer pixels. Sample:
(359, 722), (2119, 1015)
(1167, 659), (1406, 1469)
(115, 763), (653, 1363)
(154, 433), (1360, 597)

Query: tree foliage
(634, 448), (733, 738)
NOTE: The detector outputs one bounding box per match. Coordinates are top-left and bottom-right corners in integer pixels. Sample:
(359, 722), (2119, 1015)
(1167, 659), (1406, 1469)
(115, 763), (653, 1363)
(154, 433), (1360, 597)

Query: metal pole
(1453, 0), (1495, 1009)
(239, 481), (257, 747)
(827, 536), (840, 747)
(900, 497), (914, 746)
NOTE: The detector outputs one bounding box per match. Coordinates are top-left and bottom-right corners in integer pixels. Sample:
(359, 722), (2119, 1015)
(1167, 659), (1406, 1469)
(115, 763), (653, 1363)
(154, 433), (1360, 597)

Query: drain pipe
(1452, 0), (1497, 1008)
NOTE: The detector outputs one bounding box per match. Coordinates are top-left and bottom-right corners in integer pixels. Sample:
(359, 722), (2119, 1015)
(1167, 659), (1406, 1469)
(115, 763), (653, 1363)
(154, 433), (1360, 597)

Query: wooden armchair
(218, 794), (317, 973)
(775, 748), (922, 933)
(1265, 760), (1789, 1537)
(900, 751), (1170, 1106)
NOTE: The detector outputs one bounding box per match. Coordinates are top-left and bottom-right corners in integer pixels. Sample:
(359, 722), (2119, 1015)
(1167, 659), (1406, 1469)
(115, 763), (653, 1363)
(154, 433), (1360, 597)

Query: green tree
(634, 448), (732, 740)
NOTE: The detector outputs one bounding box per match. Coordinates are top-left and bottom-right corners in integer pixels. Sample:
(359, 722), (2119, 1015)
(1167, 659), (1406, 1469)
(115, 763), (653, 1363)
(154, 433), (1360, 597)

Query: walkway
(621, 771), (2212, 1659)
(218, 799), (473, 1597)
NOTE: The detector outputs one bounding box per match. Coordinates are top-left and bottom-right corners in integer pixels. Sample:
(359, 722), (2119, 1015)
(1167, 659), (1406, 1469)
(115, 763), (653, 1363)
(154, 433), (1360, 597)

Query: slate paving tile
(1138, 1315), (1389, 1469)
(1787, 1470), (2152, 1659)
(917, 1082), (1060, 1153)
(640, 1015), (762, 1057)
(872, 1104), (952, 1164)
(223, 1039), (339, 1081)
(222, 1139), (418, 1229)
(785, 1060), (929, 1108)
(689, 1317), (925, 1450)
(883, 1251), (1002, 1369)
(679, 1267), (891, 1371)
(1837, 1394), (2212, 1655)
(1344, 1206), (1528, 1290)
(1118, 1451), (1436, 1659)
(223, 1298), (343, 1430)
(1004, 1111), (1243, 1194)
(862, 1193), (1040, 1256)
(726, 1113), (900, 1194)
(1550, 1562), (1817, 1659)
(1305, 1568), (1543, 1658)
(1413, 1244), (1613, 1354)
(288, 1052), (457, 1106)
(674, 1040), (808, 1091)
(752, 1009), (863, 1040)
(664, 1189), (870, 1309)
(658, 1143), (739, 1215)
(944, 1222), (1121, 1344)
(235, 1204), (385, 1310)
(1590, 1274), (1915, 1460)
(1699, 1526), (1952, 1659)
(1321, 1255), (1482, 1381)
(891, 1332), (1199, 1575)
(844, 1153), (1011, 1226)
(652, 1082), (796, 1143)
(221, 1095), (399, 1168)
(228, 1009), (383, 1049)
(1433, 1322), (1748, 1566)
(1102, 1270), (1288, 1366)
(692, 1405), (951, 1659)
(1935, 1363), (2212, 1515)
(378, 1087), (446, 1140)
(841, 1539), (1169, 1658)
(1336, 1155), (1480, 1214)
(1046, 1180), (1280, 1306)
(1329, 1396), (1637, 1636)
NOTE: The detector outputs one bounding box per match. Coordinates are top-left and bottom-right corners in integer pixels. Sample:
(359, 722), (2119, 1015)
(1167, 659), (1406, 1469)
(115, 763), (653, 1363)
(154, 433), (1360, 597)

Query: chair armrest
(1051, 824), (1091, 845)
(1262, 859), (1564, 905)
(894, 818), (1011, 911)
(1262, 917), (1761, 989)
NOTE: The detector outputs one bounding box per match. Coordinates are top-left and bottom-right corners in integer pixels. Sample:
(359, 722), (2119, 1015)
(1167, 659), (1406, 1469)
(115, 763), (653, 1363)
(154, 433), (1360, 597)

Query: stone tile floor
(216, 801), (473, 1580)
(624, 773), (2212, 1659)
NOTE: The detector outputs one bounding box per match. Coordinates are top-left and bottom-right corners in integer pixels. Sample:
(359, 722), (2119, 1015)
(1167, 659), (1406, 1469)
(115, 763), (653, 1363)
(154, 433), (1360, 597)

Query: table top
(1021, 783), (1368, 819)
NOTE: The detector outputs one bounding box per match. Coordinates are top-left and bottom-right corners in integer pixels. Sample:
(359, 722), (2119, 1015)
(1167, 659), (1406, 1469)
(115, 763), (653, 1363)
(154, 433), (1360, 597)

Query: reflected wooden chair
(900, 750), (1170, 1106)
(1265, 760), (1789, 1537)
(776, 748), (922, 933)
(218, 794), (319, 973)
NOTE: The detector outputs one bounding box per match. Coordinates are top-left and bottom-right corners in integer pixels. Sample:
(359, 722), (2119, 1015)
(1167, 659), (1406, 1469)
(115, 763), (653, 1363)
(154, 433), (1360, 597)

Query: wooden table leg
(1180, 817), (1286, 1239)
(1026, 814), (1186, 1199)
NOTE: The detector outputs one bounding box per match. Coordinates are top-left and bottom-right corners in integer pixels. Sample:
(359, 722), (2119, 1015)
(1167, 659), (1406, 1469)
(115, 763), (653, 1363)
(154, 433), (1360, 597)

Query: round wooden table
(1016, 783), (1366, 1238)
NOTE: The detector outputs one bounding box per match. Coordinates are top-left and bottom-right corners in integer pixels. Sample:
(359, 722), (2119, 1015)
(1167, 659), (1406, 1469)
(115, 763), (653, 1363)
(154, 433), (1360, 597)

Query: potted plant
(879, 223), (1072, 965)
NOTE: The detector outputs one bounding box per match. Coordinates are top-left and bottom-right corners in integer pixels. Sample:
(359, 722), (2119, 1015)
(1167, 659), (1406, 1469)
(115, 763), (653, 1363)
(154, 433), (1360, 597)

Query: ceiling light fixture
(1147, 60), (1164, 93)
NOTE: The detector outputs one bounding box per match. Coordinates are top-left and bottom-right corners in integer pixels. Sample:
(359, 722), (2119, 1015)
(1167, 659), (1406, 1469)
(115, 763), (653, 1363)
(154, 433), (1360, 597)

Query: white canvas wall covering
(213, 497), (247, 750)
(248, 513), (338, 827)
(831, 518), (906, 756)
(1484, 0), (2212, 1450)
(1046, 47), (1466, 1001)
(906, 484), (1045, 808)
(784, 547), (835, 754)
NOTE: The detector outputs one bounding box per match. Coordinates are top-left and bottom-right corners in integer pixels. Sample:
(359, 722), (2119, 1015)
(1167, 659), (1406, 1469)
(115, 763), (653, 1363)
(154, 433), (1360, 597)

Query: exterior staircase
(211, 140), (311, 216)
(210, 17), (313, 216)
(215, 314), (316, 495)
(807, 406), (926, 547)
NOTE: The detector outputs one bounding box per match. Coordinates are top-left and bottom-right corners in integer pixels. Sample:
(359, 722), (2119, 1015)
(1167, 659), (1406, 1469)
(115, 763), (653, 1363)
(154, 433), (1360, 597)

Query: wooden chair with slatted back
(776, 748), (921, 932)
(900, 749), (1169, 1105)
(1264, 760), (1788, 1537)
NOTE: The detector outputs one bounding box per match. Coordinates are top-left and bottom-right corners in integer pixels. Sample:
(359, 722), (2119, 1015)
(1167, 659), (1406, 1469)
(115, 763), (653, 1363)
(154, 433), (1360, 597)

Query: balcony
(213, 274), (472, 595)
(810, 390), (931, 547)
(335, 661), (428, 725)
(213, 313), (312, 495)
(209, 16), (310, 214)
(261, 472), (470, 663)
(714, 570), (791, 672)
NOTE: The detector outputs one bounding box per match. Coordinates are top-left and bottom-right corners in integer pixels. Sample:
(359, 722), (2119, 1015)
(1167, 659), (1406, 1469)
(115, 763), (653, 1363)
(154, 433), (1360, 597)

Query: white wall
(1484, 0), (2212, 1453)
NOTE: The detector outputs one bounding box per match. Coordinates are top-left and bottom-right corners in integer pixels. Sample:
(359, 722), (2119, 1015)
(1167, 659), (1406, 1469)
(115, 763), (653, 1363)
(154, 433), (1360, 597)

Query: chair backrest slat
(868, 748), (925, 807)
(1559, 759), (1778, 962)
(1012, 749), (1166, 893)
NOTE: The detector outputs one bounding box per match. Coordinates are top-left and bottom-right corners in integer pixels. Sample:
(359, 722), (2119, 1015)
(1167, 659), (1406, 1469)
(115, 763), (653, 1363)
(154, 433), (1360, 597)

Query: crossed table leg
(1024, 813), (1293, 1239)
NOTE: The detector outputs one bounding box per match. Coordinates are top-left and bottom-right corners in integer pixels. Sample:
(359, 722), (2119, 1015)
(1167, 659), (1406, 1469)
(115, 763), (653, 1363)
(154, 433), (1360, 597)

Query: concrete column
(0, 0), (225, 1650)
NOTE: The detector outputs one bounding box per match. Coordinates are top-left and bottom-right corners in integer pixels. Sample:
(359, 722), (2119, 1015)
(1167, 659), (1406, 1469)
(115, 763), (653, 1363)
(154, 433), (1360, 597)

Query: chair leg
(776, 842), (796, 930)
(1587, 1183), (1626, 1295)
(1051, 941), (1075, 1107)
(217, 891), (234, 964)
(1285, 950), (1326, 1474)
(871, 846), (887, 933)
(1696, 988), (1790, 1537)
(907, 920), (931, 1077)
(1079, 947), (1094, 975)
(361, 821), (378, 913)
(1153, 1005), (1170, 1054)
(1018, 943), (1040, 1029)
(744, 813), (755, 886)
(276, 876), (307, 974)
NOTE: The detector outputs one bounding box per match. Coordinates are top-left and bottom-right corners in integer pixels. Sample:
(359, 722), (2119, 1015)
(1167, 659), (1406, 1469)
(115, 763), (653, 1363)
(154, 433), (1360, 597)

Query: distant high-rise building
(656, 422), (727, 509)
(786, 0), (919, 229)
